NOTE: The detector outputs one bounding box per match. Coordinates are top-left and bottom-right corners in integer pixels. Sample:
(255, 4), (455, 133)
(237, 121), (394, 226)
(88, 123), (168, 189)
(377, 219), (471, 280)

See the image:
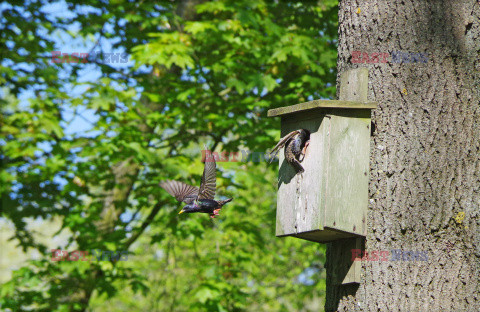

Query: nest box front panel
(276, 110), (327, 238)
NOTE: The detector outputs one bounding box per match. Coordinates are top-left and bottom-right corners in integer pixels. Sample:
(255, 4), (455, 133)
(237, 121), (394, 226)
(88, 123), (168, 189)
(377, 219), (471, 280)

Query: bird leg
(291, 158), (305, 173)
(299, 140), (310, 162)
(210, 209), (221, 218)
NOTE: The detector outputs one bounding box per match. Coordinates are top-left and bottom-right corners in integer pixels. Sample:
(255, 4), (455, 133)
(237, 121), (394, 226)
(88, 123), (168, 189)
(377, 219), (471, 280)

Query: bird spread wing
(160, 180), (199, 204)
(269, 129), (301, 163)
(198, 155), (216, 200)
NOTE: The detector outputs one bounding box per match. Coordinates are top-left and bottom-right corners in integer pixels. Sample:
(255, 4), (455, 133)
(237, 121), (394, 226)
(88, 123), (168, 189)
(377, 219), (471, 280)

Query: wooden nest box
(268, 68), (376, 243)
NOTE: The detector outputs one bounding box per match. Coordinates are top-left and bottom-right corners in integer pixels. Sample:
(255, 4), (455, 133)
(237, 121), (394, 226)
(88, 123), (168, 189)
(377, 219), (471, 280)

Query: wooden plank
(327, 68), (370, 286)
(323, 109), (370, 236)
(267, 99), (376, 117)
(342, 237), (363, 284)
(339, 67), (369, 102)
(276, 110), (327, 237)
(328, 237), (363, 285)
(294, 228), (359, 243)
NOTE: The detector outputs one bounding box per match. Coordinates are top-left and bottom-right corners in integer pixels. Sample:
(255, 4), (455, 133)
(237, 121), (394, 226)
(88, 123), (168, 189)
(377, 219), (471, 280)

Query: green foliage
(1, 0), (337, 311)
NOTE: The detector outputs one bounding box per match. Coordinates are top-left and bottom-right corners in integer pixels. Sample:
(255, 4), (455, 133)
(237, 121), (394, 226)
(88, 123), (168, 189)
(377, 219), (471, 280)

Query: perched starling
(160, 155), (232, 218)
(269, 129), (310, 173)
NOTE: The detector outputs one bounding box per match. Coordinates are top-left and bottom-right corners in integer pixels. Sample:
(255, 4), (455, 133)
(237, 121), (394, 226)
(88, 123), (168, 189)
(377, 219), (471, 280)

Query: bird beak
(178, 209), (185, 214)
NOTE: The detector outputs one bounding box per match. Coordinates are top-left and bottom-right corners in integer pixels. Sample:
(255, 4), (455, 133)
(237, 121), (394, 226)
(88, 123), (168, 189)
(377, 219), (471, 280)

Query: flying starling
(160, 155), (232, 218)
(269, 129), (310, 173)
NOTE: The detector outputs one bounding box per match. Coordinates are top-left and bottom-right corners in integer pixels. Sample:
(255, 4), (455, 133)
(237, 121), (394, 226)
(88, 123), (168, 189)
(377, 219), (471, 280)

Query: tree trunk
(326, 0), (480, 310)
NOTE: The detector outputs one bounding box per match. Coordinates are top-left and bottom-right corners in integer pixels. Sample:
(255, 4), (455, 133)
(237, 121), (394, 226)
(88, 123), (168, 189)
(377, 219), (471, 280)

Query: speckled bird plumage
(270, 129), (310, 173)
(160, 154), (232, 218)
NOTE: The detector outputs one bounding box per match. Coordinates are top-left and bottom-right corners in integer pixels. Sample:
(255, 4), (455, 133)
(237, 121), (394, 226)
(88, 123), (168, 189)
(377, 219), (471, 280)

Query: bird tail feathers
(218, 198), (233, 206)
(269, 130), (301, 163)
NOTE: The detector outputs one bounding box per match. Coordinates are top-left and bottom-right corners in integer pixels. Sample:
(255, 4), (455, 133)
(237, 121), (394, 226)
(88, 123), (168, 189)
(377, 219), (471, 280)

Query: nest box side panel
(323, 109), (371, 236)
(276, 110), (327, 237)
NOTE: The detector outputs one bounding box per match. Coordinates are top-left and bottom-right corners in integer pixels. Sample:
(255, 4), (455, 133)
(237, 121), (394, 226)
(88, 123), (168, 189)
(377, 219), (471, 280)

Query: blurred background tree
(1, 0), (338, 311)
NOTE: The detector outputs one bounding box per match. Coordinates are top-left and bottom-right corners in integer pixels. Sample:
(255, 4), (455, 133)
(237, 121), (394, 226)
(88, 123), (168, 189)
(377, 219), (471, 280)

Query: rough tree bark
(326, 0), (480, 311)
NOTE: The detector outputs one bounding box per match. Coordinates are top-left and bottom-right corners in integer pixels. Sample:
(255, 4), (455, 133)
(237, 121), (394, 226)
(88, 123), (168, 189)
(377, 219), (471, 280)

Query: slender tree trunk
(327, 0), (480, 310)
